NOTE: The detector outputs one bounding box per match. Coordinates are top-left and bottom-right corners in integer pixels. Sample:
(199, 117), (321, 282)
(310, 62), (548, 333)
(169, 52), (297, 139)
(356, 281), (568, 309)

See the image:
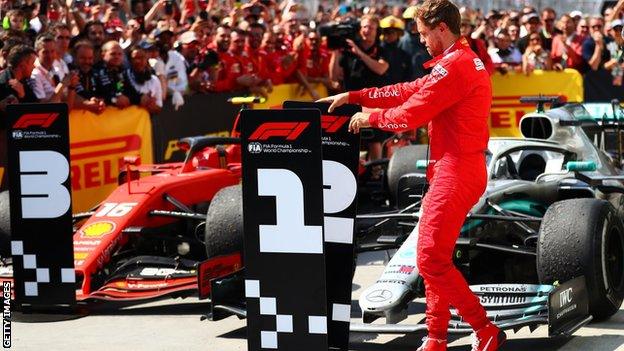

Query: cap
(179, 31), (198, 44)
(402, 5), (418, 20)
(522, 13), (540, 24)
(569, 10), (583, 19)
(380, 16), (405, 30)
(138, 38), (156, 50)
(151, 27), (174, 38)
(609, 19), (624, 29)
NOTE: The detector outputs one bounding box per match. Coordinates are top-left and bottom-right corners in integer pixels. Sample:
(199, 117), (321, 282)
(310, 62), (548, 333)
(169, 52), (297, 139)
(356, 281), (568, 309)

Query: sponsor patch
(474, 58), (485, 71)
(80, 221), (116, 238)
(430, 64), (448, 83)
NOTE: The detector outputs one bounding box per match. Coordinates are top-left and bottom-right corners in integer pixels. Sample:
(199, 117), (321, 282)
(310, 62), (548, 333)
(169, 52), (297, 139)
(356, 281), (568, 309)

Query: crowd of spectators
(0, 0), (624, 116)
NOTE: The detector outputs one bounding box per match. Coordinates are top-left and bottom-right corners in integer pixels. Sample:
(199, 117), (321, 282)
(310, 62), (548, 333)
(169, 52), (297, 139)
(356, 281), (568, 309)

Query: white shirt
(130, 74), (163, 107)
(31, 60), (57, 100)
(488, 46), (523, 65)
(52, 58), (70, 81)
(149, 50), (187, 95)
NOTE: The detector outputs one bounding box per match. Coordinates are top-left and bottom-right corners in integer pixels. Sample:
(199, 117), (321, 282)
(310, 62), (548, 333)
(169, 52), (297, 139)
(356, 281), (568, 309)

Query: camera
(197, 50), (219, 70)
(319, 20), (359, 50)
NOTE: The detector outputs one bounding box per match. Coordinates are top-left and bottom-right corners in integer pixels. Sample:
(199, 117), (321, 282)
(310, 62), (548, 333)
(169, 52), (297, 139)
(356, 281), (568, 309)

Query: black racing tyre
(204, 185), (243, 258)
(538, 198), (624, 320)
(386, 144), (428, 201)
(0, 191), (10, 257)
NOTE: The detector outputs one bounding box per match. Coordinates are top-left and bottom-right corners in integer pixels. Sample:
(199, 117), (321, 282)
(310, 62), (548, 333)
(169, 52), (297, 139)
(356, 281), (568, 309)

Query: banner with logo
(283, 101), (359, 351)
(240, 109), (328, 350)
(69, 106), (152, 212)
(6, 103), (76, 310)
(490, 69), (584, 137)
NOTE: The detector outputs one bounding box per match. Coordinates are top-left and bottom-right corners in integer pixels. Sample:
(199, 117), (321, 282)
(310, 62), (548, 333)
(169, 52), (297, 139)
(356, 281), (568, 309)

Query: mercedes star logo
(366, 289), (393, 303)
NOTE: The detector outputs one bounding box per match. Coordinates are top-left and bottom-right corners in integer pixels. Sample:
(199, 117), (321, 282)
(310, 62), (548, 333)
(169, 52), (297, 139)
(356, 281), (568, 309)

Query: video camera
(319, 20), (359, 50)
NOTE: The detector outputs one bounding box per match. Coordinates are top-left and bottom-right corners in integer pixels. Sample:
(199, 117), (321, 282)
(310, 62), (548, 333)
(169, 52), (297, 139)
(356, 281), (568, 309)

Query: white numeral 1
(257, 168), (323, 254)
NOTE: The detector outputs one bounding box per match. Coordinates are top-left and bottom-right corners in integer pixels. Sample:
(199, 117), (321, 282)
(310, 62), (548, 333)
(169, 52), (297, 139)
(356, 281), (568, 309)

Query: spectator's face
(460, 21), (473, 37)
(508, 25), (519, 41)
(559, 16), (575, 35)
(215, 27), (231, 52)
(18, 53), (36, 78)
(248, 27), (264, 49)
(55, 28), (71, 54)
(126, 19), (141, 40)
(38, 41), (57, 68)
(130, 49), (148, 72)
(262, 32), (276, 52)
(359, 19), (378, 44)
(529, 34), (542, 47)
(76, 47), (94, 73)
(590, 18), (604, 34)
(578, 19), (589, 37)
(9, 14), (24, 31)
(525, 18), (540, 34)
(181, 41), (199, 59)
(496, 34), (511, 50)
(611, 26), (623, 41)
(103, 44), (124, 68)
(88, 24), (105, 47)
(416, 17), (444, 56)
(541, 10), (556, 32)
(382, 29), (401, 44)
(308, 31), (320, 49)
(230, 32), (245, 54)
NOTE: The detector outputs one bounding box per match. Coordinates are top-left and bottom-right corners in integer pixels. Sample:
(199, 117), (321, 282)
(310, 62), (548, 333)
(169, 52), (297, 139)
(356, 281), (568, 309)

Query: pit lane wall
(0, 78), (579, 211)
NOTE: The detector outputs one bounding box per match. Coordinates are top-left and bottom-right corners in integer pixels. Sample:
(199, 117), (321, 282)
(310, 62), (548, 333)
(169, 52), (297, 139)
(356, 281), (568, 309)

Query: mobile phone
(165, 0), (173, 15)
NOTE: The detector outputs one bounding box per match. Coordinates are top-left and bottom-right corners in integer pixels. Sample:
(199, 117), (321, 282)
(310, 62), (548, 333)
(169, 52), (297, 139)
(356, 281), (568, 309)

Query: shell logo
(80, 221), (116, 238)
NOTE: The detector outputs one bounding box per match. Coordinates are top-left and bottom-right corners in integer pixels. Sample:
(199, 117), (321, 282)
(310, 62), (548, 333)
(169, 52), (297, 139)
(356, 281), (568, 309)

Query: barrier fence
(0, 73), (591, 211)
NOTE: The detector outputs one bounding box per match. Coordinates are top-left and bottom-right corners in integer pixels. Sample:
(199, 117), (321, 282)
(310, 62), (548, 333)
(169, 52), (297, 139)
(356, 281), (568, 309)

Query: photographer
(329, 14), (389, 91)
(329, 14), (389, 161)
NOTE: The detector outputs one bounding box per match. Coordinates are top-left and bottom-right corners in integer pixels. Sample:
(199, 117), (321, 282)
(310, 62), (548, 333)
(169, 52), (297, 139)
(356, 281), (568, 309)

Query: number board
(6, 103), (76, 310)
(240, 109), (328, 351)
(283, 101), (360, 351)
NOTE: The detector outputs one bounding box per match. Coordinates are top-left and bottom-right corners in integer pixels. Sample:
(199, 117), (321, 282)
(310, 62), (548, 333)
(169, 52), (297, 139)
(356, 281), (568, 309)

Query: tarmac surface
(11, 250), (624, 351)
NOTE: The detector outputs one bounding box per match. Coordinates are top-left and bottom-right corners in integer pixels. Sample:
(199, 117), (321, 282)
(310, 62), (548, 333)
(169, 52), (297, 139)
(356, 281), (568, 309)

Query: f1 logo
(13, 113), (59, 129)
(321, 116), (349, 133)
(249, 122), (309, 141)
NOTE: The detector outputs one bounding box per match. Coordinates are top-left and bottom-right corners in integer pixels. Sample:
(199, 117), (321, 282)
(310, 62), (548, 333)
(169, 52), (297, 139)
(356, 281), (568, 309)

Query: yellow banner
(69, 106), (152, 212)
(253, 83), (328, 109)
(490, 69), (584, 137)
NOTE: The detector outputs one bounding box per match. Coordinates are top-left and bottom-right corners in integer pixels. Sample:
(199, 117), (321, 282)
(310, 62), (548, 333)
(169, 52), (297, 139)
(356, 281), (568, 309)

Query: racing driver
(318, 0), (504, 350)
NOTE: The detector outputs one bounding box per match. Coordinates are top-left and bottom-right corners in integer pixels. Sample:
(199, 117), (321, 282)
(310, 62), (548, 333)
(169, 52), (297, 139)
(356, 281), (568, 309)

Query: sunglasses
(592, 25), (603, 29)
(580, 25), (589, 29)
(530, 37), (541, 41)
(56, 35), (71, 40)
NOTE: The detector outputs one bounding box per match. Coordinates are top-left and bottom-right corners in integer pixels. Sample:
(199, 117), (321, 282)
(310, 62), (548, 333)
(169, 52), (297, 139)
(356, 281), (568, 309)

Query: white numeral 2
(323, 160), (357, 244)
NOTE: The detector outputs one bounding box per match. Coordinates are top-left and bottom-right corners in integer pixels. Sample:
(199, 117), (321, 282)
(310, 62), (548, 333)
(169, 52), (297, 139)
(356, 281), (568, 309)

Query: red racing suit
(348, 37), (492, 339)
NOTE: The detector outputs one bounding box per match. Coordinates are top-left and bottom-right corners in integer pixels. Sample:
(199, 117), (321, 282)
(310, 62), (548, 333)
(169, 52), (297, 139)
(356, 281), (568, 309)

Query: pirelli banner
(490, 69), (584, 137)
(69, 106), (152, 212)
